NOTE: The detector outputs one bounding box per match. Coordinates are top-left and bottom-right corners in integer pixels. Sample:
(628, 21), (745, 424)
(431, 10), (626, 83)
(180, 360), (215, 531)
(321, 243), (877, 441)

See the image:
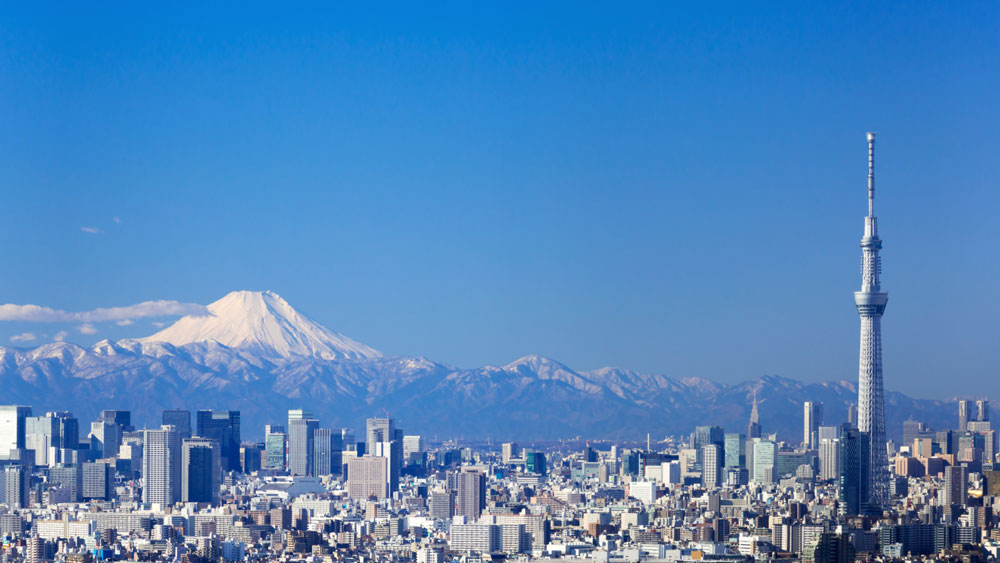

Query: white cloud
(53, 331), (68, 342)
(77, 323), (98, 335)
(116, 319), (134, 326)
(0, 300), (208, 322)
(81, 227), (102, 234)
(113, 217), (121, 224)
(10, 332), (37, 343)
(152, 321), (166, 328)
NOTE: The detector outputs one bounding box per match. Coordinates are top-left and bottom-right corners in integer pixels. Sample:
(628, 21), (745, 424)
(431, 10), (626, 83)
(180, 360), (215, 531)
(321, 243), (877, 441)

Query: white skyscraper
(0, 406), (31, 458)
(818, 438), (841, 481)
(854, 132), (889, 508)
(143, 425), (181, 506)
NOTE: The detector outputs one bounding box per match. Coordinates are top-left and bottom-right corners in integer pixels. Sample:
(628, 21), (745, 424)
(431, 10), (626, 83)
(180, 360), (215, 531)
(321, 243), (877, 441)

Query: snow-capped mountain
(139, 290), (380, 360)
(0, 291), (951, 439)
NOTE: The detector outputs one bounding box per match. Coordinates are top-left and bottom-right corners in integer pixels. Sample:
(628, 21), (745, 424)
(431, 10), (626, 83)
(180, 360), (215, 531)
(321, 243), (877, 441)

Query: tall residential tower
(854, 132), (889, 509)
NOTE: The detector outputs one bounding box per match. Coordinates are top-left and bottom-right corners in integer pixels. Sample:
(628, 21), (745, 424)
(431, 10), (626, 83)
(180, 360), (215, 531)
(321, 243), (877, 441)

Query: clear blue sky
(0, 3), (997, 397)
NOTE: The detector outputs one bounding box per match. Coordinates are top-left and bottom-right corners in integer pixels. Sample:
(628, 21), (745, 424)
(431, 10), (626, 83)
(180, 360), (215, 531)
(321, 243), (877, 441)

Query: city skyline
(1, 4), (998, 561)
(1, 4), (998, 397)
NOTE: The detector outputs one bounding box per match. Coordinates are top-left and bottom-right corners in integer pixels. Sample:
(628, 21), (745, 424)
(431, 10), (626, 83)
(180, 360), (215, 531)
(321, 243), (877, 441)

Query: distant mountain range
(0, 291), (956, 441)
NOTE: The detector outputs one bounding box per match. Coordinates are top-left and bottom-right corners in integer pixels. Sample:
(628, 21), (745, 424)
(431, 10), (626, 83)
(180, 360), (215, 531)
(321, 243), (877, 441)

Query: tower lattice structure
(854, 132), (889, 509)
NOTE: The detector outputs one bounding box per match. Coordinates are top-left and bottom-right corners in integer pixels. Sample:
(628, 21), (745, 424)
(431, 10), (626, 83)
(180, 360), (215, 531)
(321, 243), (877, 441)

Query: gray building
(839, 428), (870, 516)
(3, 465), (30, 509)
(162, 410), (192, 439)
(288, 417), (318, 476)
(429, 489), (455, 520)
(312, 428), (340, 477)
(804, 401), (824, 449)
(942, 465), (967, 508)
(456, 470), (486, 520)
(196, 410), (240, 473)
(367, 417), (403, 493)
(82, 461), (114, 500)
(90, 420), (121, 459)
(49, 464), (82, 502)
(182, 437), (221, 505)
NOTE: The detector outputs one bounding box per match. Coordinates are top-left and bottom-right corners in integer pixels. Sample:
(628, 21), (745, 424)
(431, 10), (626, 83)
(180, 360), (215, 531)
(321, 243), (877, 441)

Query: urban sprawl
(0, 401), (996, 563)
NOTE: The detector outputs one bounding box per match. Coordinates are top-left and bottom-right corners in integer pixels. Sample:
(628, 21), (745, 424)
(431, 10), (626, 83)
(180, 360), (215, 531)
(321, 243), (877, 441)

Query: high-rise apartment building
(346, 455), (389, 500)
(702, 444), (722, 488)
(456, 470), (486, 520)
(196, 410), (240, 473)
(3, 465), (29, 509)
(182, 437), (221, 505)
(819, 438), (841, 482)
(803, 402), (824, 449)
(143, 425), (181, 506)
(854, 132), (889, 508)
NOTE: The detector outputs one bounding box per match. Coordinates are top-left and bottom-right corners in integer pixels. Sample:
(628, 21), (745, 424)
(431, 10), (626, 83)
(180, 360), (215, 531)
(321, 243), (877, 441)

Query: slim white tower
(854, 132), (889, 509)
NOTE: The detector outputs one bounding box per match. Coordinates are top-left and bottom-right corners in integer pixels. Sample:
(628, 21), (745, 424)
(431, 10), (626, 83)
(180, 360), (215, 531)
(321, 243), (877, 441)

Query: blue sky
(0, 3), (997, 397)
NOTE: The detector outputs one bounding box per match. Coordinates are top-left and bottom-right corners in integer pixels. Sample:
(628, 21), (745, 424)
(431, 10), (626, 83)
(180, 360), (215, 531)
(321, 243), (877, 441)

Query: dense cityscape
(0, 397), (996, 563)
(2, 5), (995, 563)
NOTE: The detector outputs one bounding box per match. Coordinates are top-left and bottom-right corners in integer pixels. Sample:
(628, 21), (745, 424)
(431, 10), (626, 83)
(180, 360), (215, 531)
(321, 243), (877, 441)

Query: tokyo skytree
(854, 132), (889, 508)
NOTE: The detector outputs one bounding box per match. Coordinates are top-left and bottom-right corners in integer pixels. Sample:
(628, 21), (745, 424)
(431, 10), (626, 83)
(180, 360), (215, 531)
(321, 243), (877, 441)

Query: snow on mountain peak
(139, 290), (381, 360)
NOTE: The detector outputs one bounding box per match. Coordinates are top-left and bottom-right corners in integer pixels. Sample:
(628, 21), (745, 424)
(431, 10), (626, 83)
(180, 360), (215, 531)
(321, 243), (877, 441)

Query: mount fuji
(0, 291), (951, 440)
(139, 290), (380, 360)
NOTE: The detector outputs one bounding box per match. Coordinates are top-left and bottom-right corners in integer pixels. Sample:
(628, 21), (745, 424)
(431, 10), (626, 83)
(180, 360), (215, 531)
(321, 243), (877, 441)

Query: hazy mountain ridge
(0, 291), (954, 440)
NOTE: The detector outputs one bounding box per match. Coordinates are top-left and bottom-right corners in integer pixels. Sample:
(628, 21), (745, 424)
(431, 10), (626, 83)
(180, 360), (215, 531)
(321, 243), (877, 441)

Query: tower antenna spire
(867, 132), (876, 216)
